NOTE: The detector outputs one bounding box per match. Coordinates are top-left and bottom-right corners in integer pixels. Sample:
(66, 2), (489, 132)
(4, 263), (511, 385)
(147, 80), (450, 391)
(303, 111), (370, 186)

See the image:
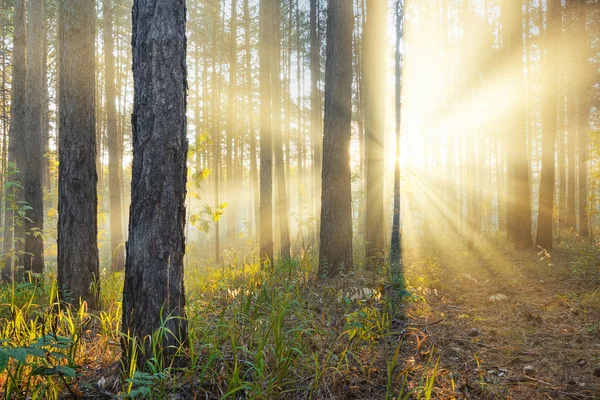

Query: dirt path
(402, 239), (600, 399)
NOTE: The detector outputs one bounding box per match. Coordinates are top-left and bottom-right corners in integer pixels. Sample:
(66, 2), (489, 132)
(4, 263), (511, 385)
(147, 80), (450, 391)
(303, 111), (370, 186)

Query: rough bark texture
(122, 0), (188, 368)
(23, 0), (45, 276)
(364, 0), (386, 267)
(536, 0), (560, 251)
(318, 0), (353, 278)
(259, 0), (273, 264)
(58, 0), (99, 307)
(2, 0), (26, 281)
(501, 0), (533, 250)
(103, 0), (125, 272)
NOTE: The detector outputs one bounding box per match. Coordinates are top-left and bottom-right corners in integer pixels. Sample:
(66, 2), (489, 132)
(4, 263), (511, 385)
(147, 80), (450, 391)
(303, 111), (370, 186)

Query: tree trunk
(577, 1), (589, 238)
(501, 0), (533, 250)
(227, 0), (237, 240)
(318, 0), (353, 278)
(309, 0), (321, 222)
(23, 0), (45, 276)
(0, 21), (6, 241)
(57, 0), (100, 307)
(259, 0), (273, 264)
(536, 0), (560, 251)
(2, 0), (26, 281)
(103, 0), (124, 272)
(272, 0), (291, 261)
(212, 1), (222, 262)
(390, 0), (403, 281)
(244, 0), (259, 239)
(566, 4), (577, 231)
(122, 0), (188, 369)
(364, 0), (386, 267)
(296, 0), (303, 227)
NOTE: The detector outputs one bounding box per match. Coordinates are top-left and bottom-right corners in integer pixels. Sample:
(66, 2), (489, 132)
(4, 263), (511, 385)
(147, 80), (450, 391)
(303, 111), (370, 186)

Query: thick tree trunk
(122, 0), (188, 369)
(103, 0), (125, 272)
(57, 0), (100, 307)
(318, 0), (353, 278)
(364, 0), (386, 267)
(536, 0), (560, 251)
(259, 0), (273, 264)
(23, 0), (45, 276)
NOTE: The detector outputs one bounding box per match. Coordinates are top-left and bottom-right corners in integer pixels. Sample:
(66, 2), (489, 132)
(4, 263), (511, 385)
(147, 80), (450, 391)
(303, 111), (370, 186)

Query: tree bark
(24, 0), (45, 276)
(122, 0), (188, 369)
(318, 0), (353, 278)
(536, 0), (560, 251)
(309, 0), (321, 221)
(272, 0), (290, 261)
(227, 0), (238, 240)
(57, 0), (100, 307)
(566, 3), (577, 230)
(259, 0), (273, 264)
(2, 0), (26, 281)
(577, 1), (589, 238)
(103, 0), (124, 272)
(501, 0), (533, 250)
(390, 0), (403, 280)
(244, 0), (259, 238)
(364, 0), (386, 267)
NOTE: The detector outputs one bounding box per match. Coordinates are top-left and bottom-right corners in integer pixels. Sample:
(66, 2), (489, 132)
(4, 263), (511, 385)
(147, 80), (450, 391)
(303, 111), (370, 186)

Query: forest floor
(396, 234), (600, 399)
(1, 234), (599, 399)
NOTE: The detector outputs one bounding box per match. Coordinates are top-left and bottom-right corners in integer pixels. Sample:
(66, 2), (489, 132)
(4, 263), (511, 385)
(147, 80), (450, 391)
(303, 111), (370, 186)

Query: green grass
(0, 248), (443, 399)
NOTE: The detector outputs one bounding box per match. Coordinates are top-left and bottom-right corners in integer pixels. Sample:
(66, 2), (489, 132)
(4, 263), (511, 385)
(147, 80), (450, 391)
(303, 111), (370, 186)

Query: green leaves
(30, 365), (76, 378)
(0, 351), (8, 373)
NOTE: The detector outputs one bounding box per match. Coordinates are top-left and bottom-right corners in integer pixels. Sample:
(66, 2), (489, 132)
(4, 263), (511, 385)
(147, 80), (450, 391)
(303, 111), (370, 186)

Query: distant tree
(244, 0), (259, 238)
(103, 0), (125, 272)
(536, 0), (560, 251)
(501, 0), (532, 250)
(259, 0), (273, 264)
(390, 0), (403, 279)
(2, 0), (26, 281)
(318, 0), (353, 278)
(226, 0), (238, 241)
(24, 0), (45, 275)
(272, 0), (291, 261)
(121, 0), (188, 368)
(57, 0), (100, 307)
(566, 1), (577, 230)
(309, 0), (321, 219)
(577, 0), (589, 238)
(364, 0), (387, 267)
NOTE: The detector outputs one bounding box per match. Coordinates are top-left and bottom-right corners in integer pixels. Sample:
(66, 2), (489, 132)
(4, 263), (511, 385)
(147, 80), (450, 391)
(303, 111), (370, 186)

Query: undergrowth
(0, 250), (442, 399)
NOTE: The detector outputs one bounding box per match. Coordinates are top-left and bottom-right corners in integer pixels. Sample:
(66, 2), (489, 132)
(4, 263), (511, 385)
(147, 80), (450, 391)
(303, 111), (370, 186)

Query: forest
(0, 0), (599, 398)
